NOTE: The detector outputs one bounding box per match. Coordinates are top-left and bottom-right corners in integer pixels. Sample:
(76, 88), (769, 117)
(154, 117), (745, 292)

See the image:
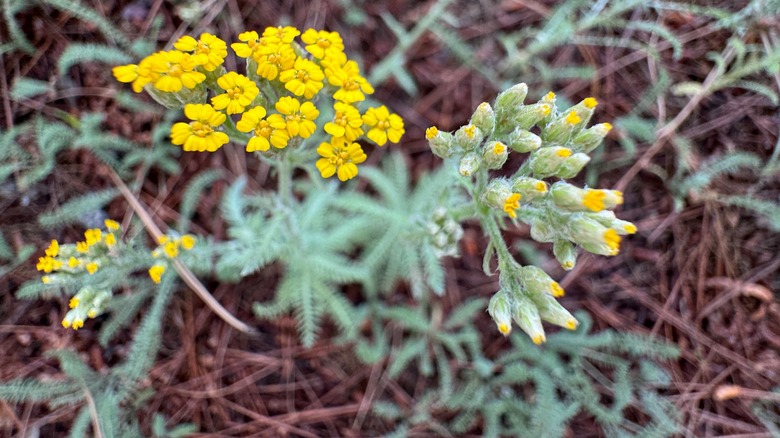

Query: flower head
(316, 140), (367, 181)
(324, 102), (363, 141)
(328, 60), (374, 103)
(170, 104), (229, 152)
(255, 42), (296, 80)
(503, 193), (521, 218)
(301, 29), (344, 59)
(279, 57), (325, 99)
(237, 106), (278, 152)
(267, 97), (319, 141)
(211, 72), (259, 115)
(231, 31), (268, 60)
(147, 51), (206, 92)
(149, 265), (165, 284)
(262, 26), (301, 44)
(173, 33), (228, 71)
(362, 106), (404, 146)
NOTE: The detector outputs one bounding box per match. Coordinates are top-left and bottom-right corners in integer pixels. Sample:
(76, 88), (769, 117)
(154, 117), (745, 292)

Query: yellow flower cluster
(113, 26), (406, 182)
(35, 219), (122, 281)
(149, 234), (196, 284)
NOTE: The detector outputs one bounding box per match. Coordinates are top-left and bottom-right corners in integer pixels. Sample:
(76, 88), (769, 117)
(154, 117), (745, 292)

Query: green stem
(479, 207), (520, 274)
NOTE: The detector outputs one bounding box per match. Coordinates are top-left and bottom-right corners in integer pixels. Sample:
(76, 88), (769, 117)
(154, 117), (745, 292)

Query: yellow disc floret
(503, 193), (522, 218)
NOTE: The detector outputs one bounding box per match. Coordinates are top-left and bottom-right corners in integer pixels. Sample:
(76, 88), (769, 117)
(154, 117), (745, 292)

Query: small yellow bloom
(279, 57), (325, 99)
(255, 42), (296, 80)
(68, 257), (79, 268)
(170, 104), (229, 152)
(85, 229), (101, 246)
(624, 223), (637, 234)
(267, 97), (319, 141)
(464, 125), (476, 139)
(237, 106), (278, 152)
(583, 97), (598, 108)
(603, 229), (621, 255)
(104, 219), (120, 230)
(112, 57), (157, 93)
(147, 51), (206, 93)
(164, 241), (179, 258)
(503, 193), (522, 218)
(231, 31), (267, 60)
(324, 102), (364, 141)
(498, 323), (511, 336)
(550, 282), (565, 298)
(149, 265), (165, 284)
(76, 242), (88, 253)
(582, 189), (606, 212)
(262, 26), (300, 44)
(328, 60), (374, 103)
(425, 126), (439, 139)
(85, 262), (98, 275)
(316, 140), (367, 182)
(493, 142), (506, 154)
(556, 148), (572, 158)
(362, 106), (405, 146)
(173, 33), (228, 71)
(104, 233), (116, 247)
(181, 235), (196, 250)
(565, 111), (581, 125)
(535, 181), (547, 192)
(87, 309), (98, 318)
(211, 72), (259, 115)
(45, 240), (59, 257)
(157, 235), (169, 244)
(71, 319), (84, 330)
(69, 297), (80, 309)
(301, 29), (344, 59)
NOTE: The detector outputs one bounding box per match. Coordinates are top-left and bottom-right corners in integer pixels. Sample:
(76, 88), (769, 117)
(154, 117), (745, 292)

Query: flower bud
(459, 152), (481, 176)
(529, 292), (578, 330)
(566, 97), (598, 132)
(506, 129), (542, 153)
(542, 109), (582, 145)
(564, 214), (622, 256)
(470, 102), (495, 134)
(589, 210), (637, 235)
(510, 293), (545, 344)
(494, 83), (528, 118)
(510, 177), (548, 203)
(512, 103), (552, 130)
(555, 153), (591, 179)
(454, 124), (483, 152)
(529, 216), (557, 243)
(553, 240), (577, 270)
(488, 291), (513, 336)
(426, 126), (455, 158)
(483, 179), (522, 218)
(519, 265), (565, 298)
(571, 123), (612, 154)
(529, 146), (572, 178)
(482, 141), (508, 169)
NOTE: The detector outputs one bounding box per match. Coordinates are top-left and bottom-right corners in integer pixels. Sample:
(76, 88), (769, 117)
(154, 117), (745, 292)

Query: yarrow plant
(34, 219), (197, 330)
(425, 84), (635, 344)
(113, 27), (405, 182)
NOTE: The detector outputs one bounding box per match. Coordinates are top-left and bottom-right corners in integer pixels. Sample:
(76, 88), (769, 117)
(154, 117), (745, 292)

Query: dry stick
(83, 387), (103, 438)
(106, 167), (257, 335)
(615, 45), (737, 193)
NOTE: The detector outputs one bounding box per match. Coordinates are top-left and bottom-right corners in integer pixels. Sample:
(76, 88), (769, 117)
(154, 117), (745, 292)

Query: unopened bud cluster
(424, 207), (464, 258)
(427, 83), (635, 343)
(35, 220), (198, 330)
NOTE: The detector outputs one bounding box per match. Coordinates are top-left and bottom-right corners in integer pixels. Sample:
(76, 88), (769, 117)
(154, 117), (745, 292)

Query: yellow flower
(164, 241), (179, 258)
(503, 193), (521, 218)
(425, 126), (439, 139)
(565, 111), (581, 125)
(147, 51), (206, 92)
(362, 106), (405, 146)
(316, 139), (367, 182)
(231, 31), (268, 60)
(237, 106), (273, 152)
(328, 60), (374, 103)
(324, 102), (363, 141)
(173, 33), (228, 71)
(85, 229), (101, 246)
(301, 29), (344, 59)
(211, 72), (259, 115)
(262, 26), (301, 44)
(181, 235), (196, 250)
(149, 265), (165, 284)
(76, 242), (88, 253)
(279, 57), (325, 99)
(69, 297), (79, 309)
(36, 256), (61, 273)
(104, 219), (120, 230)
(255, 42), (296, 80)
(603, 229), (621, 255)
(170, 104), (229, 152)
(85, 262), (98, 275)
(112, 56), (157, 93)
(267, 97), (319, 142)
(45, 240), (59, 257)
(104, 233), (116, 247)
